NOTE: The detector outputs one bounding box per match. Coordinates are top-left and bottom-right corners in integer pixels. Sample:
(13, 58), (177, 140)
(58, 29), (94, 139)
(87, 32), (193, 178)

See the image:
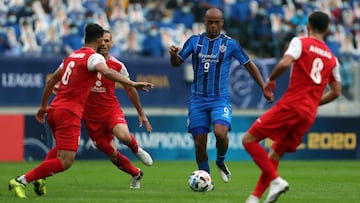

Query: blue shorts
(187, 96), (232, 135)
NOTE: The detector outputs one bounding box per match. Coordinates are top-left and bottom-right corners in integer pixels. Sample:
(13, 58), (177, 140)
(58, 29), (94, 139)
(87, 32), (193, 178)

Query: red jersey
(276, 37), (341, 118)
(49, 47), (106, 118)
(83, 55), (130, 120)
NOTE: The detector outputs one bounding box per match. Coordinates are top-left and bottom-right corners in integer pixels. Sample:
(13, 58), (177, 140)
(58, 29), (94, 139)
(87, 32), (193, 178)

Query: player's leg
(192, 132), (210, 173)
(112, 123), (153, 166)
(9, 110), (78, 198)
(191, 131), (214, 190)
(211, 99), (232, 183)
(114, 147), (144, 189)
(108, 109), (153, 166)
(10, 148), (73, 198)
(242, 132), (283, 203)
(32, 147), (59, 196)
(32, 114), (59, 196)
(188, 100), (211, 174)
(242, 133), (278, 180)
(97, 137), (140, 175)
(263, 148), (288, 203)
(246, 148), (282, 203)
(263, 114), (314, 203)
(86, 122), (140, 177)
(33, 120), (56, 196)
(249, 159), (280, 201)
(213, 123), (231, 182)
(94, 137), (143, 188)
(242, 132), (288, 203)
(244, 108), (297, 203)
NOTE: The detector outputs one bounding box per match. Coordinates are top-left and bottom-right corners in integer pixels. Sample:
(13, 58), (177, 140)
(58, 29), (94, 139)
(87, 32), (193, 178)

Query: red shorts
(248, 105), (315, 153)
(47, 109), (81, 152)
(83, 107), (127, 150)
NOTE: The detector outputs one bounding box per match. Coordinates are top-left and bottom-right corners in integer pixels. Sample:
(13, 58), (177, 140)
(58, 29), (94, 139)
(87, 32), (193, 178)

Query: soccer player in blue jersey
(169, 7), (271, 185)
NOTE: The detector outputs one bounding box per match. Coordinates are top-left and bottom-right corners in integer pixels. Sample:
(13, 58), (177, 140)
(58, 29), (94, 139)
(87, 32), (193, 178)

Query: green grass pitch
(1, 160), (360, 203)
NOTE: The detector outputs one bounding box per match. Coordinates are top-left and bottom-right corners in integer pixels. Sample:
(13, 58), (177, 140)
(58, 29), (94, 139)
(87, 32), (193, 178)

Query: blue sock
(216, 146), (227, 165)
(198, 161), (210, 174)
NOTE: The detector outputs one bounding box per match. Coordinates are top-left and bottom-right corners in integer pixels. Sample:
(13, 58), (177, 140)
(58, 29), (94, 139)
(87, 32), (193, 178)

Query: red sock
(44, 147), (58, 160)
(25, 157), (64, 182)
(116, 152), (139, 176)
(126, 134), (139, 154)
(253, 159), (280, 197)
(270, 159), (279, 170)
(244, 142), (278, 184)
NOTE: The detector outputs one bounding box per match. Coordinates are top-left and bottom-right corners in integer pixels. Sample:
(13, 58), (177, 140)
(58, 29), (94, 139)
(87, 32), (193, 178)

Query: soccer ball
(188, 170), (212, 192)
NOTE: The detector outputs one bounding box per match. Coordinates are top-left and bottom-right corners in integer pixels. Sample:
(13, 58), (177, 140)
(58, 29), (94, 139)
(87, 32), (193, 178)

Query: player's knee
(108, 152), (118, 162)
(194, 135), (207, 147)
(214, 131), (228, 142)
(57, 150), (76, 170)
(61, 157), (75, 170)
(242, 132), (257, 145)
(114, 133), (131, 143)
(213, 121), (230, 136)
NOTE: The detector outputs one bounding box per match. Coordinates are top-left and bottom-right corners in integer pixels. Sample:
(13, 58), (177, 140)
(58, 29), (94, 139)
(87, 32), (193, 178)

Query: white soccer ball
(188, 170), (212, 192)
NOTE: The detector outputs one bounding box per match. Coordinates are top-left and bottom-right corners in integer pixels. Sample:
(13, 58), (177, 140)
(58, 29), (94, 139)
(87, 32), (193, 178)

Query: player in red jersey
(8, 23), (153, 198)
(83, 30), (153, 189)
(243, 11), (341, 203)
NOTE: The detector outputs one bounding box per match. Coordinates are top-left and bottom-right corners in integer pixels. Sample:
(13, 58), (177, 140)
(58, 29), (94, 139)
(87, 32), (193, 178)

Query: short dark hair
(84, 23), (104, 43)
(308, 11), (329, 33)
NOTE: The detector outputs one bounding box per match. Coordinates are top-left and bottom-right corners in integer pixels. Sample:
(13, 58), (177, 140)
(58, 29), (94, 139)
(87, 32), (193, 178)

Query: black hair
(308, 11), (329, 33)
(84, 23), (104, 43)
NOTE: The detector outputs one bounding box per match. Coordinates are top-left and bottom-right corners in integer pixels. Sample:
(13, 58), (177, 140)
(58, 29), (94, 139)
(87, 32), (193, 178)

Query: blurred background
(0, 0), (359, 162)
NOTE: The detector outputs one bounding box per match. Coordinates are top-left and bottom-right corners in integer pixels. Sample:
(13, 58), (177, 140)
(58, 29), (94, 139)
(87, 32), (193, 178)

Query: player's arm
(119, 63), (152, 132)
(263, 55), (294, 103)
(94, 62), (154, 92)
(268, 55), (294, 81)
(168, 45), (183, 67)
(319, 61), (341, 105)
(243, 61), (273, 102)
(36, 66), (62, 123)
(265, 37), (300, 102)
(319, 81), (341, 105)
(124, 85), (152, 132)
(244, 61), (266, 90)
(269, 36), (300, 82)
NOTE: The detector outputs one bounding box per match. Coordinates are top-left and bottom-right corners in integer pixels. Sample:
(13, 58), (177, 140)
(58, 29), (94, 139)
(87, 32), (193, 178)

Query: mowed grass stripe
(1, 160), (359, 203)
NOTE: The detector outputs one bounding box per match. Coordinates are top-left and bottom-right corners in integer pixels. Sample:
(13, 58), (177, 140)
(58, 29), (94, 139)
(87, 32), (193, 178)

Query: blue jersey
(178, 33), (250, 97)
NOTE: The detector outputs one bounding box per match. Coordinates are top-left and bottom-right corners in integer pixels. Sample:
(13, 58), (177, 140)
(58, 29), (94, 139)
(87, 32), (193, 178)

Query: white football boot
(135, 147), (153, 166)
(245, 195), (259, 203)
(263, 177), (289, 203)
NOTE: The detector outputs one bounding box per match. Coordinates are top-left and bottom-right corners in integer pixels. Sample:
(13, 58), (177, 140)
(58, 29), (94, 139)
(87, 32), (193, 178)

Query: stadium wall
(0, 56), (359, 161)
(0, 114), (358, 161)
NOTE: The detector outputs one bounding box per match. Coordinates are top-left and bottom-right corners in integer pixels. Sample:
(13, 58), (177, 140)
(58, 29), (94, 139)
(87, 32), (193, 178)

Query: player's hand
(36, 107), (48, 124)
(134, 82), (154, 92)
(264, 80), (275, 103)
(139, 115), (152, 133)
(168, 45), (180, 56)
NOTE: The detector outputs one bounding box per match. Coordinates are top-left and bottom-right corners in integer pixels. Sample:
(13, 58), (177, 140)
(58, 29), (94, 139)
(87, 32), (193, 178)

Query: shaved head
(205, 7), (223, 19)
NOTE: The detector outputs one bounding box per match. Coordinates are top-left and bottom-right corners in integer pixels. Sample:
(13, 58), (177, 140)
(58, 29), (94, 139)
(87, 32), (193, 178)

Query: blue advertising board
(24, 115), (359, 161)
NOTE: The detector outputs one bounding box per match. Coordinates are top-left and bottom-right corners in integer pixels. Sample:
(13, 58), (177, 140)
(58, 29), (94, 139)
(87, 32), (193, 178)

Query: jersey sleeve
(119, 62), (130, 78)
(58, 60), (64, 68)
(178, 35), (196, 61)
(231, 39), (250, 65)
(87, 53), (106, 71)
(330, 58), (341, 83)
(284, 37), (302, 60)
